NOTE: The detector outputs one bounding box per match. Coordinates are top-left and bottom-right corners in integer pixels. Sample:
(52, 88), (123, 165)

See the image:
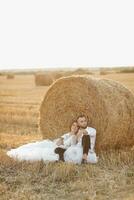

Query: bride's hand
(76, 130), (82, 138)
(77, 129), (88, 136)
(83, 130), (88, 135)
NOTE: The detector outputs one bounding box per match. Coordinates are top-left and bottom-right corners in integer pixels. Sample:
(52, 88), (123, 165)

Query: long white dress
(64, 144), (98, 164)
(6, 133), (77, 162)
(6, 129), (98, 164)
(7, 139), (59, 162)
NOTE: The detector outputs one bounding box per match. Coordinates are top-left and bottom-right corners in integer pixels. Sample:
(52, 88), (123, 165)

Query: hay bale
(39, 75), (134, 151)
(7, 74), (15, 79)
(100, 70), (109, 75)
(52, 68), (93, 81)
(35, 73), (53, 86)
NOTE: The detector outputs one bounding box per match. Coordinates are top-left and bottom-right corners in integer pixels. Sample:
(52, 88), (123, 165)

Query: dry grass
(117, 67), (134, 73)
(0, 75), (48, 135)
(0, 71), (134, 199)
(0, 133), (134, 200)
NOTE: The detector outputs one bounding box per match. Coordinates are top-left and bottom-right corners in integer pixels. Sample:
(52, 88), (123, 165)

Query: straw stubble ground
(0, 72), (134, 200)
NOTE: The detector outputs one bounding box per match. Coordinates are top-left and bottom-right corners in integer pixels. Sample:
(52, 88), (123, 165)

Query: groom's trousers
(54, 147), (66, 161)
(82, 135), (90, 155)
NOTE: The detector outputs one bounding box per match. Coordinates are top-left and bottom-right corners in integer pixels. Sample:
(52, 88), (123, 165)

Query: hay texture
(35, 73), (53, 86)
(39, 75), (134, 151)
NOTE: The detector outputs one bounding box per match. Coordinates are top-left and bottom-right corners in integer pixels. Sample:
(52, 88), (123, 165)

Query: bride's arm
(71, 135), (77, 145)
(63, 135), (77, 148)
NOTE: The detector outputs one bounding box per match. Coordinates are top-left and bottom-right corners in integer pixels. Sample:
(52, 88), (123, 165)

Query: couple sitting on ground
(6, 115), (98, 164)
(54, 114), (98, 164)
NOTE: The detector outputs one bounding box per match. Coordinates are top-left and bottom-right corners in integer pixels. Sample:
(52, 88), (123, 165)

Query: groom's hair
(76, 114), (88, 122)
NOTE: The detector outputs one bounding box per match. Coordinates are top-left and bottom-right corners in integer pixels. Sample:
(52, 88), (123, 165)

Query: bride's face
(71, 122), (79, 134)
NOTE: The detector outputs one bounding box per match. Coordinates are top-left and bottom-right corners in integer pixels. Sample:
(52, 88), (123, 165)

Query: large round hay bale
(35, 73), (53, 86)
(39, 75), (134, 151)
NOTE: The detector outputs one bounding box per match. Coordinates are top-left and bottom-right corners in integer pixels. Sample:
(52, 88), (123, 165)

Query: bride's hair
(69, 120), (80, 134)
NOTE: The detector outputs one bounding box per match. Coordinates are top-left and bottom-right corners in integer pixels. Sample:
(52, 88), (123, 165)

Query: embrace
(7, 115), (98, 164)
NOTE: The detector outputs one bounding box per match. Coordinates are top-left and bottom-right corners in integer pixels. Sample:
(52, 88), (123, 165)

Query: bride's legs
(82, 135), (90, 161)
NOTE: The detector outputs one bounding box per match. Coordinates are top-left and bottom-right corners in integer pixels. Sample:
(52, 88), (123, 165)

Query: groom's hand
(83, 130), (88, 135)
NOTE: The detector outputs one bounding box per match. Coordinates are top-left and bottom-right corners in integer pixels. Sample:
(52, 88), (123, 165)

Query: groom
(76, 114), (96, 164)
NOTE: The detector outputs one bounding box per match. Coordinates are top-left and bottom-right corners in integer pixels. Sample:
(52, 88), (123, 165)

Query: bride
(6, 121), (98, 164)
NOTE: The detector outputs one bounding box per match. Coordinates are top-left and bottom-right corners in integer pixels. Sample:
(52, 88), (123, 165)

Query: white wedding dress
(6, 132), (98, 164)
(7, 139), (59, 162)
(64, 138), (98, 164)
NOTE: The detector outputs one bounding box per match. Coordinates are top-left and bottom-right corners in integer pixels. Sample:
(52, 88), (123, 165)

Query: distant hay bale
(7, 74), (15, 79)
(58, 68), (93, 77)
(71, 68), (93, 75)
(100, 70), (109, 75)
(118, 67), (134, 73)
(39, 75), (134, 151)
(52, 68), (94, 81)
(35, 73), (53, 86)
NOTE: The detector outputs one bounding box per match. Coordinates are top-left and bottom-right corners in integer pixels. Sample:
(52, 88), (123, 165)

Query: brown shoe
(81, 159), (88, 164)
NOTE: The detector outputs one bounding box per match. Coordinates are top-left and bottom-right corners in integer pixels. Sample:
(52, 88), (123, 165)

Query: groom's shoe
(81, 159), (88, 164)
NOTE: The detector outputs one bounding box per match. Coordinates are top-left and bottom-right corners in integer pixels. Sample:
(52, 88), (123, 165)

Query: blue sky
(0, 0), (134, 70)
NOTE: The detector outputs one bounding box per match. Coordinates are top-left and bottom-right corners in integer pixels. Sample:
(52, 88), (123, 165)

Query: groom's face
(77, 117), (88, 129)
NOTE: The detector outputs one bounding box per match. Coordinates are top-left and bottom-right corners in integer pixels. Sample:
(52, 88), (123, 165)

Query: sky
(0, 0), (134, 70)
